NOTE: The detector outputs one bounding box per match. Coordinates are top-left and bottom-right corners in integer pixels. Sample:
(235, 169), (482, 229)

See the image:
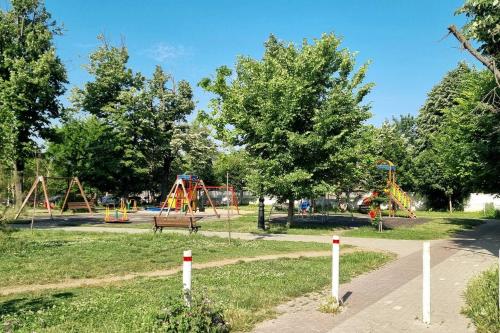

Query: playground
(1, 0), (499, 331)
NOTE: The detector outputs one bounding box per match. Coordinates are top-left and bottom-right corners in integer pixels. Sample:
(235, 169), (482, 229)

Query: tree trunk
(448, 195), (453, 213)
(287, 198), (295, 228)
(13, 160), (24, 210)
(160, 155), (174, 202)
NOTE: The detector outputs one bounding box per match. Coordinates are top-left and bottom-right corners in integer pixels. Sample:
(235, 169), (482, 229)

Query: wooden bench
(153, 216), (200, 234)
(67, 202), (95, 212)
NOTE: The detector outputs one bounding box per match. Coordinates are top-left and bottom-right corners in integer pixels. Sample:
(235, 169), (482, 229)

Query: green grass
(462, 266), (499, 333)
(198, 212), (358, 236)
(0, 229), (334, 287)
(0, 251), (394, 332)
(398, 210), (492, 219)
(342, 218), (483, 240)
(200, 213), (486, 239)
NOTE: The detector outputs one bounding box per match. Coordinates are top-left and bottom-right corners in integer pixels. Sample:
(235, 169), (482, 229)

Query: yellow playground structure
(377, 160), (416, 219)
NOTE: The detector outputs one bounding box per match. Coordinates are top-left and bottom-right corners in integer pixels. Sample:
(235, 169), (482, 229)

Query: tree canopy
(0, 0), (67, 205)
(200, 33), (373, 223)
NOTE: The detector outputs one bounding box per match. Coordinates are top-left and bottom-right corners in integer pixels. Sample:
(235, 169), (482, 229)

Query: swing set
(14, 176), (93, 220)
(153, 175), (221, 233)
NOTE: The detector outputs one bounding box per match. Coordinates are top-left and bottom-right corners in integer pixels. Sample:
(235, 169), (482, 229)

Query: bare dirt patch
(0, 250), (356, 296)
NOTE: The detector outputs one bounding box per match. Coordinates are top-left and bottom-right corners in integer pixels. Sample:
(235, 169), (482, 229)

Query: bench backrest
(67, 202), (94, 208)
(154, 216), (193, 223)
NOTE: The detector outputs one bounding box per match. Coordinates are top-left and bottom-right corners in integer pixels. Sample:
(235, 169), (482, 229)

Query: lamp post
(258, 195), (265, 230)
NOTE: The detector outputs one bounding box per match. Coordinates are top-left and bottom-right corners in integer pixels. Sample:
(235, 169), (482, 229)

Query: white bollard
(422, 242), (431, 324)
(332, 235), (340, 303)
(183, 250), (192, 306)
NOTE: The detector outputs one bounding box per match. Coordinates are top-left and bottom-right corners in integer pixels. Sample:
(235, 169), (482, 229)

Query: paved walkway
(253, 220), (500, 333)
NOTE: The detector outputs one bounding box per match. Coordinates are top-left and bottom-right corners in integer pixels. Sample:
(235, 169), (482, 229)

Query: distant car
(48, 195), (63, 203)
(100, 196), (120, 205)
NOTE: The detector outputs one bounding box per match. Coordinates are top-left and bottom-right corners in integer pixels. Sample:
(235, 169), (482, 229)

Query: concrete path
(253, 220), (500, 333)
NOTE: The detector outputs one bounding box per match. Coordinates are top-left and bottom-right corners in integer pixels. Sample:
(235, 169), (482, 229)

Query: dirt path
(0, 250), (359, 297)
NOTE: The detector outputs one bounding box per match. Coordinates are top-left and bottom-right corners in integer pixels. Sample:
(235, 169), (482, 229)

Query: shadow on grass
(268, 215), (371, 233)
(7, 214), (151, 228)
(0, 292), (74, 318)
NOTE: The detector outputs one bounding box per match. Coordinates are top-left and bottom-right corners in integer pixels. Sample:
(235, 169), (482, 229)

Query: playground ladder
(387, 182), (416, 219)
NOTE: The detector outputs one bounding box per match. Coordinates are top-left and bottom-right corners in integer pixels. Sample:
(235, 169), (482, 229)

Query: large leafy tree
(0, 0), (67, 206)
(136, 66), (195, 199)
(432, 70), (499, 197)
(415, 64), (474, 210)
(213, 149), (252, 194)
(70, 36), (148, 195)
(47, 116), (123, 193)
(417, 63), (472, 150)
(415, 65), (498, 210)
(200, 33), (373, 225)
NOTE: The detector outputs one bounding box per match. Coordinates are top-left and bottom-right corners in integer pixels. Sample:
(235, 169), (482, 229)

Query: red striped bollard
(183, 250), (192, 306)
(332, 235), (340, 303)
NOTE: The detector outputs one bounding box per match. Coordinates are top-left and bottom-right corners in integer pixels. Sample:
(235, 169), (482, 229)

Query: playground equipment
(159, 175), (220, 217)
(376, 160), (416, 219)
(154, 175), (220, 233)
(104, 198), (129, 223)
(201, 185), (240, 214)
(14, 176), (93, 220)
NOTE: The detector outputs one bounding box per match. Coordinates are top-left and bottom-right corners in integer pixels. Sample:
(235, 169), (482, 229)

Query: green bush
(483, 203), (500, 219)
(156, 292), (229, 332)
(462, 266), (499, 333)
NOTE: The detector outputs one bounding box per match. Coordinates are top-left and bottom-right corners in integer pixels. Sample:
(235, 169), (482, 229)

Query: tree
(174, 122), (217, 184)
(0, 0), (67, 207)
(137, 66), (195, 199)
(47, 116), (124, 193)
(200, 33), (373, 225)
(213, 149), (252, 195)
(415, 65), (499, 210)
(71, 35), (148, 195)
(449, 0), (500, 85)
(373, 116), (417, 192)
(432, 69), (499, 197)
(417, 63), (472, 150)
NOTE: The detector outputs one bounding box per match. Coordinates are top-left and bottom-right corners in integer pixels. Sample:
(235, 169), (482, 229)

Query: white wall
(464, 193), (500, 212)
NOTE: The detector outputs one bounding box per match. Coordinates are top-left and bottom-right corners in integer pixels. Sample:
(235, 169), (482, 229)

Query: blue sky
(25, 0), (479, 124)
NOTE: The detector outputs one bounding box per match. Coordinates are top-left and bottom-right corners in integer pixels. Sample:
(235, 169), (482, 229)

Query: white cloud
(143, 42), (187, 62)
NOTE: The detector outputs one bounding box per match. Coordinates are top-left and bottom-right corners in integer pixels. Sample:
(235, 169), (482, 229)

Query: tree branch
(448, 25), (500, 85)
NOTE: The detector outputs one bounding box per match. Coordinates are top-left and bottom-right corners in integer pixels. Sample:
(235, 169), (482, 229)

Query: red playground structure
(159, 175), (240, 217)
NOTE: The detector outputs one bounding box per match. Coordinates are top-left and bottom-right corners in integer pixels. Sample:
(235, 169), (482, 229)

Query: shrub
(156, 292), (230, 332)
(483, 203), (500, 219)
(462, 266), (499, 333)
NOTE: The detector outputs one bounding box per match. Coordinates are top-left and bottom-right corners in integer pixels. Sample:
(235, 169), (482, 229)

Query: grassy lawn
(342, 218), (484, 240)
(0, 251), (394, 332)
(0, 230), (333, 287)
(198, 210), (487, 239)
(198, 212), (357, 235)
(462, 266), (499, 333)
